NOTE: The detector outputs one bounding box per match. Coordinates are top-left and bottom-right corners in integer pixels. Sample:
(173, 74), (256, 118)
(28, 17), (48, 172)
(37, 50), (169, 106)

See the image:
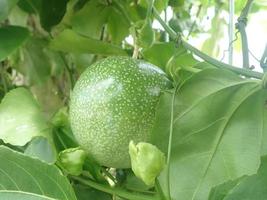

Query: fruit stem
(131, 27), (139, 59)
(71, 176), (159, 200)
(152, 7), (264, 79)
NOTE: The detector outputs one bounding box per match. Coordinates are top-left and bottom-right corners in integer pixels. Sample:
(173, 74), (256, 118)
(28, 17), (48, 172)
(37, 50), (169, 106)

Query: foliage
(0, 146), (76, 200)
(0, 0), (267, 200)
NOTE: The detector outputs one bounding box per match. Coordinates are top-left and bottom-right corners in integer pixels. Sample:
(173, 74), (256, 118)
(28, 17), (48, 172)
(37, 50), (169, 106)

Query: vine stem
(228, 0), (234, 64)
(236, 0), (254, 69)
(71, 176), (158, 200)
(152, 7), (263, 79)
(260, 44), (267, 72)
(164, 9), (169, 42)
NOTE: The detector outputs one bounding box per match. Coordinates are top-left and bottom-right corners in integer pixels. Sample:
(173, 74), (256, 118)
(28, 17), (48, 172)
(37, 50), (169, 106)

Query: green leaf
(73, 184), (112, 200)
(11, 38), (52, 85)
(71, 0), (110, 38)
(209, 156), (267, 200)
(0, 0), (19, 22)
(137, 19), (155, 48)
(0, 145), (77, 200)
(138, 0), (168, 12)
(25, 137), (57, 164)
(152, 69), (266, 200)
(208, 178), (242, 200)
(107, 7), (130, 44)
(124, 2), (146, 22)
(70, 53), (94, 72)
(142, 42), (177, 69)
(0, 191), (57, 200)
(39, 0), (69, 31)
(154, 0), (169, 11)
(261, 106), (267, 156)
(58, 147), (86, 176)
(0, 26), (29, 61)
(17, 0), (41, 13)
(50, 29), (127, 56)
(30, 80), (65, 117)
(166, 51), (200, 82)
(8, 5), (28, 27)
(169, 0), (184, 7)
(0, 88), (50, 146)
(123, 170), (151, 192)
(218, 156), (267, 200)
(83, 157), (105, 183)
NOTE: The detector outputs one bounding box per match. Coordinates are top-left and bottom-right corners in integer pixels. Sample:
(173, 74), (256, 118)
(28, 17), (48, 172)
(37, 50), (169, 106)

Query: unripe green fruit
(69, 56), (171, 168)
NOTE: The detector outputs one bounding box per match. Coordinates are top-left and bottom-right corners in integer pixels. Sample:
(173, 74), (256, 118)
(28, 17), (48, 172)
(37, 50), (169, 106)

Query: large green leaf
(0, 88), (50, 146)
(261, 106), (267, 156)
(152, 69), (266, 200)
(0, 26), (29, 61)
(0, 146), (77, 200)
(50, 29), (127, 56)
(0, 0), (19, 21)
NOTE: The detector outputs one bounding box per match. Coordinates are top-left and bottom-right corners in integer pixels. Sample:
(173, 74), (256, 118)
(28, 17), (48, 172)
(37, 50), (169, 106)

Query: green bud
(58, 147), (86, 176)
(129, 141), (165, 186)
(51, 107), (69, 127)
